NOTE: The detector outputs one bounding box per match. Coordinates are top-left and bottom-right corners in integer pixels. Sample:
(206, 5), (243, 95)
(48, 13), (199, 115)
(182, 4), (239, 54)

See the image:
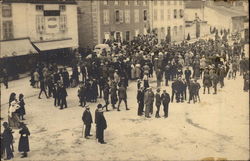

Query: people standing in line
(17, 94), (26, 120)
(38, 79), (49, 99)
(18, 122), (30, 158)
(96, 108), (107, 144)
(82, 106), (93, 139)
(161, 90), (170, 118)
(155, 88), (161, 118)
(137, 87), (145, 116)
(117, 84), (129, 111)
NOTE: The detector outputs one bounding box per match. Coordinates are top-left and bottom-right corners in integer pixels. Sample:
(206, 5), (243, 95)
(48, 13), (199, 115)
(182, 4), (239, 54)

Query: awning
(0, 38), (38, 58)
(32, 38), (75, 51)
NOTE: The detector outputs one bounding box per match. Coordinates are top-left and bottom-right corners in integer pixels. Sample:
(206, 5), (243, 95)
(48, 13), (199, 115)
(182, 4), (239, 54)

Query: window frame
(3, 21), (14, 40)
(2, 4), (12, 17)
(36, 5), (44, 11)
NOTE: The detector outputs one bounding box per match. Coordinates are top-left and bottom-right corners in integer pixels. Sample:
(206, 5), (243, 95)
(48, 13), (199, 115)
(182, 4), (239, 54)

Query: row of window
(103, 0), (147, 6)
(36, 5), (66, 11)
(36, 15), (67, 34)
(154, 0), (183, 6)
(103, 9), (147, 25)
(154, 9), (183, 21)
(155, 25), (183, 37)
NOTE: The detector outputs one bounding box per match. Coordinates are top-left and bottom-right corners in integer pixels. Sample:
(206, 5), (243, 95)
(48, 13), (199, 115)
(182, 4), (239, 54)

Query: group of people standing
(1, 93), (30, 160)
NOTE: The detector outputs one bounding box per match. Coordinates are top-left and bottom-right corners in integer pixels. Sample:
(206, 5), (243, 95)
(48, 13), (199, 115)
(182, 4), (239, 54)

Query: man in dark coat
(184, 67), (192, 85)
(155, 88), (161, 118)
(103, 84), (110, 111)
(188, 79), (196, 103)
(211, 69), (219, 94)
(95, 104), (103, 140)
(171, 79), (178, 103)
(203, 72), (212, 94)
(78, 82), (86, 107)
(164, 65), (171, 86)
(59, 84), (68, 109)
(137, 87), (144, 116)
(117, 85), (130, 111)
(96, 108), (107, 144)
(110, 83), (118, 109)
(161, 90), (170, 118)
(2, 122), (14, 160)
(82, 107), (93, 139)
(53, 83), (60, 107)
(18, 123), (30, 158)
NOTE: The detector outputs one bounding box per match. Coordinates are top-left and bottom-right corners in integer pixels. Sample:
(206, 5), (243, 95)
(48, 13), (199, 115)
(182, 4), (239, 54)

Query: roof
(0, 38), (38, 58)
(206, 5), (248, 18)
(2, 0), (77, 4)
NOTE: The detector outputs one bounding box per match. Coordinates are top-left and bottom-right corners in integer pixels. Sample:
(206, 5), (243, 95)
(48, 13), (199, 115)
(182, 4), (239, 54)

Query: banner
(45, 16), (59, 34)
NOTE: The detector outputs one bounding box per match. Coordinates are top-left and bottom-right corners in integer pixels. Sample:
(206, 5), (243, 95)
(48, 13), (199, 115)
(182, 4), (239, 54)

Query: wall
(185, 8), (202, 21)
(149, 0), (185, 42)
(99, 1), (149, 43)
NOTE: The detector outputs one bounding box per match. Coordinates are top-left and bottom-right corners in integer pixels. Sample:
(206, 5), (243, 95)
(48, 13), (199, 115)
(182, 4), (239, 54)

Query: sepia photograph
(0, 0), (249, 160)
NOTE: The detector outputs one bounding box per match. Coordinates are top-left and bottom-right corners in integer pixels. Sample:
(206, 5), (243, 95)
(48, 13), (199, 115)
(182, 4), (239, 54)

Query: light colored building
(0, 0), (78, 58)
(149, 0), (185, 43)
(77, 0), (150, 49)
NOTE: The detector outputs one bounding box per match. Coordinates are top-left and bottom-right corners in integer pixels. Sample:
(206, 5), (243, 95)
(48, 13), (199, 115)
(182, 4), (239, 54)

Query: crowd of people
(1, 31), (249, 159)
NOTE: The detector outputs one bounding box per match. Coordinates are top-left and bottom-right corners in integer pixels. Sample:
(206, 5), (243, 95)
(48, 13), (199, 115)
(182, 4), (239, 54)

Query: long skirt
(8, 113), (21, 129)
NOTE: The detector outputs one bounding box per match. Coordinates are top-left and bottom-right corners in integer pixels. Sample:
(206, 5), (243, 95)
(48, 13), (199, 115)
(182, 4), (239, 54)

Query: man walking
(117, 85), (130, 111)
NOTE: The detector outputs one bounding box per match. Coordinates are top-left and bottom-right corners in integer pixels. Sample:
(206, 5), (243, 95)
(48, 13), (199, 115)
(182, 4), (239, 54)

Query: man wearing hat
(144, 87), (154, 118)
(117, 84), (130, 111)
(155, 88), (162, 118)
(82, 106), (93, 139)
(2, 122), (14, 160)
(161, 90), (170, 118)
(96, 107), (107, 144)
(95, 104), (102, 139)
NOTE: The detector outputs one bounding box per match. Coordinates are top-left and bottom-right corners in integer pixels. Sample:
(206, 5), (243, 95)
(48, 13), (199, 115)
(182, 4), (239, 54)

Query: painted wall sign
(45, 16), (59, 33)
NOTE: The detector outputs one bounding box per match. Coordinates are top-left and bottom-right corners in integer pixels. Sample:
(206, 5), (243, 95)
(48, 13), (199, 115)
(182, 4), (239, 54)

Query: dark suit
(161, 93), (170, 117)
(96, 112), (107, 143)
(82, 110), (93, 137)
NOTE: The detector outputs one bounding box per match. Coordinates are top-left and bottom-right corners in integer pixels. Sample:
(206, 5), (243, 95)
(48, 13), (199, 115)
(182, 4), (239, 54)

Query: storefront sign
(45, 16), (59, 34)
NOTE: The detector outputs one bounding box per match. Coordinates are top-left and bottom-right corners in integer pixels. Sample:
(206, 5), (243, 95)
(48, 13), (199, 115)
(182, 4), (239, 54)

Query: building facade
(77, 0), (150, 49)
(0, 0), (78, 58)
(149, 0), (185, 43)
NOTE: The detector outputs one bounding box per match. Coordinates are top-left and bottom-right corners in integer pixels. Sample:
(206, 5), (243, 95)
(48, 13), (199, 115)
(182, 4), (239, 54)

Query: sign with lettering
(45, 16), (59, 34)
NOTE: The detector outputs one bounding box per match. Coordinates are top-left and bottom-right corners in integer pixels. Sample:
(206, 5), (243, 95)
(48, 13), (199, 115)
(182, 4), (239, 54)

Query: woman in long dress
(18, 123), (30, 158)
(8, 100), (21, 129)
